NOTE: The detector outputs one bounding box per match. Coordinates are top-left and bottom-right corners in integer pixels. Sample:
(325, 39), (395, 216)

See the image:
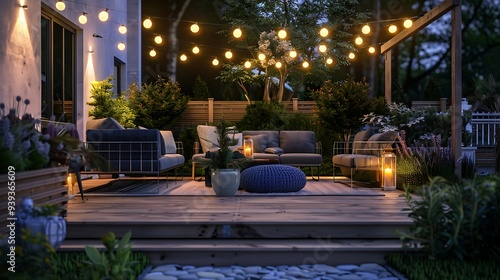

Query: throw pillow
(249, 134), (268, 153)
(86, 117), (125, 130)
(197, 125), (219, 153)
(160, 130), (177, 154)
(353, 129), (374, 152)
(366, 131), (399, 156)
(279, 131), (315, 153)
(265, 147), (284, 155)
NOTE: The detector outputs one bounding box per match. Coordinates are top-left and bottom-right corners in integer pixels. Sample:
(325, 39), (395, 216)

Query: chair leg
(310, 166), (320, 181)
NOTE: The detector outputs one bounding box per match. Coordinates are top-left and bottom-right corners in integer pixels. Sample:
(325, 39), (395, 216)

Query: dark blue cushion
(240, 165), (306, 193)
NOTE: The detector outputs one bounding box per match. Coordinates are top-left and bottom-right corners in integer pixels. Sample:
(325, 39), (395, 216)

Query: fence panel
(471, 112), (500, 146)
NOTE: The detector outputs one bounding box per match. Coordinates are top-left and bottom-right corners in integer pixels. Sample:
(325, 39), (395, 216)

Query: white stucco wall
(0, 0), (141, 138)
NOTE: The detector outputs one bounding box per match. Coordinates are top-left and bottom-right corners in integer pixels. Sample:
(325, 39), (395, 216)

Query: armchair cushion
(160, 130), (177, 154)
(365, 131), (399, 156)
(279, 131), (315, 153)
(197, 125), (219, 153)
(353, 129), (374, 151)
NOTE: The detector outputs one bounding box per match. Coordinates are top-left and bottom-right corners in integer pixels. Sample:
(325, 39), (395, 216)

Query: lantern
(381, 149), (396, 191)
(243, 136), (253, 159)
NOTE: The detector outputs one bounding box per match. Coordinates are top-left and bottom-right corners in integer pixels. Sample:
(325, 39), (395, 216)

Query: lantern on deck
(381, 149), (396, 191)
(243, 136), (253, 159)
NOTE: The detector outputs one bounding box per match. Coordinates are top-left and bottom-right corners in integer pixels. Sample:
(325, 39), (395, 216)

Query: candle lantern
(243, 136), (253, 159)
(381, 149), (396, 191)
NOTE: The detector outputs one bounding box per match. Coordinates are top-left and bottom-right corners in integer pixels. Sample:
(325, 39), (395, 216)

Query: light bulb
(319, 44), (327, 53)
(225, 50), (233, 59)
(212, 58), (219, 66)
(143, 18), (152, 29)
(78, 13), (88, 25)
(289, 50), (297, 58)
(388, 25), (397, 33)
(180, 54), (187, 61)
(355, 36), (363, 45)
(319, 27), (329, 37)
(302, 61), (309, 68)
(192, 46), (200, 54)
(119, 25), (127, 34)
(190, 23), (199, 33)
(362, 24), (371, 34)
(404, 19), (413, 28)
(368, 46), (376, 53)
(275, 61), (282, 68)
(154, 35), (162, 44)
(117, 42), (125, 51)
(326, 58), (333, 65)
(149, 49), (156, 57)
(233, 28), (242, 38)
(99, 9), (109, 22)
(348, 52), (355, 59)
(244, 61), (251, 68)
(258, 53), (266, 60)
(278, 29), (287, 39)
(56, 1), (65, 11)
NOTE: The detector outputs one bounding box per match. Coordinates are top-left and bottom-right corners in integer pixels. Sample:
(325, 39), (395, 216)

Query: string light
(319, 27), (329, 37)
(275, 61), (282, 68)
(117, 42), (125, 50)
(404, 19), (413, 28)
(348, 52), (355, 59)
(318, 44), (327, 53)
(326, 58), (333, 65)
(99, 9), (109, 22)
(192, 46), (200, 54)
(180, 54), (187, 61)
(149, 49), (156, 57)
(118, 25), (127, 34)
(388, 25), (398, 33)
(190, 23), (200, 33)
(355, 36), (363, 45)
(154, 35), (162, 44)
(258, 53), (266, 60)
(233, 28), (242, 38)
(278, 29), (287, 39)
(212, 58), (219, 66)
(143, 18), (152, 29)
(78, 13), (88, 25)
(55, 0), (65, 11)
(225, 50), (233, 59)
(302, 61), (309, 68)
(368, 46), (376, 53)
(289, 50), (297, 58)
(362, 24), (371, 34)
(244, 61), (251, 68)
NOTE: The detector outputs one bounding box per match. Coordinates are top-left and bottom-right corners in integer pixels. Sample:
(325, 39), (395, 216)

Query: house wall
(0, 0), (141, 138)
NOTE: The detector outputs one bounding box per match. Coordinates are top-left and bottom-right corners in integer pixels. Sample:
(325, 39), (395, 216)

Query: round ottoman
(240, 165), (306, 193)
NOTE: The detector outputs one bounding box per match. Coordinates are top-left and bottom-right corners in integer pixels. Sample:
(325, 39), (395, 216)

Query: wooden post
(385, 51), (392, 104)
(292, 98), (298, 112)
(208, 98), (214, 123)
(451, 2), (462, 178)
(440, 98), (447, 112)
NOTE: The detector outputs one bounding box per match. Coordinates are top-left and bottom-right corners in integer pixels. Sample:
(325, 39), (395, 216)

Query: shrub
(237, 101), (286, 130)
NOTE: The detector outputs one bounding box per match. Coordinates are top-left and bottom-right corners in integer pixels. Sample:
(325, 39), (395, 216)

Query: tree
(192, 75), (210, 100)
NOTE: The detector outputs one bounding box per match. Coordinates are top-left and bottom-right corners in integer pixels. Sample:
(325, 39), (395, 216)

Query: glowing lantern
(381, 150), (396, 191)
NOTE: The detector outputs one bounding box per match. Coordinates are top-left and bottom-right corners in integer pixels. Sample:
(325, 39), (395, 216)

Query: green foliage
(423, 76), (442, 101)
(386, 253), (500, 280)
(192, 75), (210, 100)
(311, 77), (386, 142)
(392, 82), (410, 107)
(400, 175), (500, 261)
(128, 76), (189, 129)
(237, 102), (287, 130)
(87, 76), (136, 128)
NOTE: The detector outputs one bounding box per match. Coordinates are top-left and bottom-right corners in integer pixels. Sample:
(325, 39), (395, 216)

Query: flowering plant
(0, 96), (82, 174)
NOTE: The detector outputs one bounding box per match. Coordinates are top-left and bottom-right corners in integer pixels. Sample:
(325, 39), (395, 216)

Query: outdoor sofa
(192, 126), (322, 180)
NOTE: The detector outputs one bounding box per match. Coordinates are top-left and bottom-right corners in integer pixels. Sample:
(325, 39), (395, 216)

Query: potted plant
(193, 118), (249, 196)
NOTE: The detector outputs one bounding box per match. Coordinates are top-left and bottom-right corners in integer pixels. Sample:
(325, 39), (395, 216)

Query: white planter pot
(211, 169), (240, 197)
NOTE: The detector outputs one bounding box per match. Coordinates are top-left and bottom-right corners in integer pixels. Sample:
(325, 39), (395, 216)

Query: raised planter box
(0, 166), (68, 235)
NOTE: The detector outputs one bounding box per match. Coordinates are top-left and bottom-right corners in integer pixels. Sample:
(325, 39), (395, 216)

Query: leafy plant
(237, 101), (287, 131)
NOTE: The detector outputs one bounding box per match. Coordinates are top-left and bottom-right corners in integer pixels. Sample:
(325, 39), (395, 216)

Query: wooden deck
(61, 177), (414, 266)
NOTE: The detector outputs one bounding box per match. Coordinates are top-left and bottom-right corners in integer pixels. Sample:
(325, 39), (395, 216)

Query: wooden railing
(411, 98), (448, 111)
(471, 112), (500, 146)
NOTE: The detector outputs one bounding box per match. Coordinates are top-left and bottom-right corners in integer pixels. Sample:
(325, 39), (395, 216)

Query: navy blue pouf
(240, 165), (306, 193)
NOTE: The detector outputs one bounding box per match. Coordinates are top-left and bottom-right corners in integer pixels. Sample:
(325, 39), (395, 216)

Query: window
(113, 57), (125, 95)
(41, 12), (76, 123)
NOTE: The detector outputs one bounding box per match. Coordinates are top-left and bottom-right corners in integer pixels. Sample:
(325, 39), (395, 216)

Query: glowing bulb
(326, 58), (333, 65)
(192, 46), (200, 54)
(289, 50), (297, 58)
(362, 25), (371, 34)
(319, 27), (329, 37)
(278, 29), (287, 39)
(368, 46), (376, 53)
(190, 23), (199, 33)
(244, 61), (251, 68)
(302, 61), (309, 68)
(55, 1), (65, 11)
(258, 53), (266, 60)
(149, 49), (156, 57)
(99, 9), (109, 22)
(180, 54), (187, 61)
(225, 50), (233, 59)
(275, 61), (282, 68)
(154, 35), (162, 44)
(404, 19), (413, 28)
(388, 25), (397, 33)
(355, 36), (363, 45)
(143, 18), (152, 29)
(78, 13), (88, 25)
(348, 52), (355, 59)
(233, 28), (242, 38)
(212, 58), (219, 66)
(319, 44), (327, 53)
(117, 42), (125, 51)
(119, 25), (127, 34)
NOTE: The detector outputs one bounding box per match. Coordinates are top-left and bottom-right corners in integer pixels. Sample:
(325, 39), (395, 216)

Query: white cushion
(160, 130), (177, 154)
(197, 125), (219, 153)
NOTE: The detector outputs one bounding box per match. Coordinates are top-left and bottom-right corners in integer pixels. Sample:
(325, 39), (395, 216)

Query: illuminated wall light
(225, 50), (233, 59)
(404, 19), (413, 28)
(119, 25), (127, 34)
(302, 61), (309, 68)
(149, 49), (156, 57)
(258, 53), (266, 60)
(275, 61), (282, 68)
(212, 58), (219, 66)
(355, 36), (363, 45)
(78, 13), (88, 24)
(319, 27), (329, 37)
(180, 54), (187, 61)
(117, 42), (125, 51)
(56, 0), (65, 11)
(289, 50), (297, 58)
(368, 46), (376, 53)
(244, 61), (251, 68)
(190, 23), (200, 33)
(192, 46), (200, 54)
(233, 28), (242, 38)
(99, 9), (109, 22)
(278, 29), (287, 39)
(362, 24), (371, 34)
(154, 35), (162, 44)
(143, 18), (152, 29)
(318, 44), (327, 53)
(326, 58), (333, 65)
(388, 24), (398, 33)
(348, 52), (356, 59)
